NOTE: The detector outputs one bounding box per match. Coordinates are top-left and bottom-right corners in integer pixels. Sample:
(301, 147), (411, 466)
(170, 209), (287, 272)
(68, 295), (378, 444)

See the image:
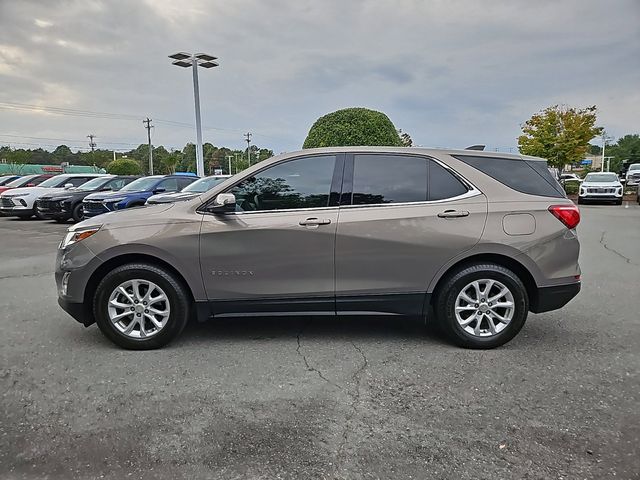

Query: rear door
(199, 154), (344, 313)
(335, 153), (487, 315)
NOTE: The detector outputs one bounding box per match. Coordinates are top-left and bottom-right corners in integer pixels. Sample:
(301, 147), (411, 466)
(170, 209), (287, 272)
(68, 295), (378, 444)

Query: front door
(335, 153), (487, 315)
(199, 154), (343, 315)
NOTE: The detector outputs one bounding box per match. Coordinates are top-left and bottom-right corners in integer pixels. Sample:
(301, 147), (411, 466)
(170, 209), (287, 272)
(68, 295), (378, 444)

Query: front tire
(434, 263), (528, 349)
(93, 263), (191, 350)
(71, 203), (84, 222)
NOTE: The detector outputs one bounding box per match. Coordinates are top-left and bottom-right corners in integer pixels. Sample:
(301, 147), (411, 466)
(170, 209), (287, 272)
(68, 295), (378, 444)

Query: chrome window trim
(218, 205), (340, 217)
(340, 189), (482, 210)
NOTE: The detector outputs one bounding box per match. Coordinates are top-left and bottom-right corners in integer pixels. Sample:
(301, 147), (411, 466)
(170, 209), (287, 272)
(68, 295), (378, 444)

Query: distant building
(0, 164), (106, 175)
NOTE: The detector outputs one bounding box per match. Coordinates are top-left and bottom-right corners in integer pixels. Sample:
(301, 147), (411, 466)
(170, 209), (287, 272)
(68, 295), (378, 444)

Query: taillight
(548, 204), (580, 229)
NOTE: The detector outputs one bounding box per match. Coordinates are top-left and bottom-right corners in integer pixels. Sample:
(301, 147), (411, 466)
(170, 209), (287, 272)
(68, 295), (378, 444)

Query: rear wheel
(435, 263), (528, 349)
(94, 263), (191, 349)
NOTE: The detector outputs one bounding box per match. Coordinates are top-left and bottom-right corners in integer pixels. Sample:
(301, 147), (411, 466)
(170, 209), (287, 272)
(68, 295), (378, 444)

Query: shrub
(564, 181), (580, 195)
(106, 158), (142, 175)
(303, 107), (403, 149)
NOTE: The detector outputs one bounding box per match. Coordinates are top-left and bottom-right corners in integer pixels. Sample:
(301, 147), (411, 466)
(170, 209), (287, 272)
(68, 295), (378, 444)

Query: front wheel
(71, 203), (84, 222)
(434, 263), (529, 349)
(93, 263), (191, 349)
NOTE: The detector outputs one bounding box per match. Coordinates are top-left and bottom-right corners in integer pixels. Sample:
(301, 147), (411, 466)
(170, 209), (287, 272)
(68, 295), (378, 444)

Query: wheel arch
(428, 253), (539, 312)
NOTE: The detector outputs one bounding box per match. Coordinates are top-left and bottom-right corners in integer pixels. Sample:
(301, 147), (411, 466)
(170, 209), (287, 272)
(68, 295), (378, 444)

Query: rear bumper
(531, 282), (581, 313)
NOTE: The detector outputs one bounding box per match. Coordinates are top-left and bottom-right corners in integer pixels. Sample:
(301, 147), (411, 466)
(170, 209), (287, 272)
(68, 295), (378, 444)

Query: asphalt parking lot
(1, 204), (639, 480)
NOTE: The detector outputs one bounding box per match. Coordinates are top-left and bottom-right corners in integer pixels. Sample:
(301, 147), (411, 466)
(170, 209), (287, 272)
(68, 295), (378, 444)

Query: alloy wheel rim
(107, 279), (170, 339)
(454, 279), (515, 337)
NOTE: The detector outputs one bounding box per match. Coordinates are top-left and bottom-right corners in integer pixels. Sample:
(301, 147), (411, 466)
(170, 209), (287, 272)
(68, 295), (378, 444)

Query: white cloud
(34, 18), (53, 28)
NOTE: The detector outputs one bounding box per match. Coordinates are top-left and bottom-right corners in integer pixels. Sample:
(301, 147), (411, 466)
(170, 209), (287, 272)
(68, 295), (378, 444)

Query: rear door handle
(437, 210), (470, 218)
(299, 217), (332, 226)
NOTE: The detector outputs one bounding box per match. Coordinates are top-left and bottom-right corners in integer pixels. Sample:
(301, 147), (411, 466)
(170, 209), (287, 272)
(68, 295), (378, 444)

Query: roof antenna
(465, 144), (485, 151)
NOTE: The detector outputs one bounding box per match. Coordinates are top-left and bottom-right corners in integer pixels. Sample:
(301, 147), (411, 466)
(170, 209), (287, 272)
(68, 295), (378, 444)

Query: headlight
(60, 225), (102, 249)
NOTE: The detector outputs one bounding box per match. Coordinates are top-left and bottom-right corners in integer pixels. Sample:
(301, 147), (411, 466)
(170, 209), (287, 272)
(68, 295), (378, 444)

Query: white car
(0, 173), (106, 219)
(578, 172), (623, 205)
(560, 173), (582, 183)
(625, 164), (640, 186)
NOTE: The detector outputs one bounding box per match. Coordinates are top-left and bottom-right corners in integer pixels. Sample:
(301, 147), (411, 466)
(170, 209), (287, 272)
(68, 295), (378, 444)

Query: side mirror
(210, 193), (236, 213)
(153, 187), (166, 194)
(64, 183), (74, 189)
(26, 183), (35, 187)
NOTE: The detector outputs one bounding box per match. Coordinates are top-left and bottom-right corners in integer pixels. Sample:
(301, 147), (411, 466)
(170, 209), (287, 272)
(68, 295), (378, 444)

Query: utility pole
(226, 155), (233, 175)
(600, 132), (611, 173)
(87, 134), (96, 152)
(143, 118), (154, 174)
(234, 152), (240, 174)
(244, 132), (252, 165)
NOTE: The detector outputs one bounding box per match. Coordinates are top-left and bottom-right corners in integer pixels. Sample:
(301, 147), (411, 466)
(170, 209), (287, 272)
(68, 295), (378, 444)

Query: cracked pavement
(1, 204), (639, 479)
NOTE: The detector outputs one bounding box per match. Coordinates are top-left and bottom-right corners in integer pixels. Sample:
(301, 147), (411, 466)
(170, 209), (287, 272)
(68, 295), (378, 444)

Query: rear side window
(452, 155), (565, 198)
(428, 161), (468, 200)
(352, 155), (427, 205)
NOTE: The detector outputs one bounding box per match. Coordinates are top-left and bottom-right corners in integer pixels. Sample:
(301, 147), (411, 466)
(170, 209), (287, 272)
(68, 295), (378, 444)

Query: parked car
(0, 174), (106, 219)
(577, 172), (624, 205)
(625, 163), (640, 186)
(82, 174), (198, 218)
(36, 175), (139, 223)
(560, 173), (582, 183)
(0, 174), (53, 195)
(56, 147), (581, 350)
(0, 175), (21, 187)
(146, 175), (231, 205)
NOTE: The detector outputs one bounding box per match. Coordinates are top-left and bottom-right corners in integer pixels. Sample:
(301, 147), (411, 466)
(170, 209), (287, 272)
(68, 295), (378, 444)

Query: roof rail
(465, 144), (485, 151)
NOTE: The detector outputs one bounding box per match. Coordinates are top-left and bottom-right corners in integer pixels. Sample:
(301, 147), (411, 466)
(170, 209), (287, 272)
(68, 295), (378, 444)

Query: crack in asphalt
(599, 231), (636, 265)
(295, 322), (344, 391)
(335, 341), (369, 477)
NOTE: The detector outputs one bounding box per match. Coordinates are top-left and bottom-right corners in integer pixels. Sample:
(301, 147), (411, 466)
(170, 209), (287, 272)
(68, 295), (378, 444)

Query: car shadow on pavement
(176, 314), (449, 347)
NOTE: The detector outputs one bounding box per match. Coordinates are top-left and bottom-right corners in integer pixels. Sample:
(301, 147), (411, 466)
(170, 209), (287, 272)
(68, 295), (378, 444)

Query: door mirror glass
(153, 187), (166, 194)
(211, 193), (236, 213)
(64, 183), (74, 189)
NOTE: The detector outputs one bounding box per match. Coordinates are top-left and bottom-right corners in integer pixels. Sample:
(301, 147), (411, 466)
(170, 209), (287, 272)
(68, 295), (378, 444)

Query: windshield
(584, 173), (618, 182)
(119, 176), (161, 192)
(182, 176), (227, 193)
(39, 175), (70, 188)
(77, 177), (112, 191)
(6, 175), (36, 187)
(628, 164), (640, 171)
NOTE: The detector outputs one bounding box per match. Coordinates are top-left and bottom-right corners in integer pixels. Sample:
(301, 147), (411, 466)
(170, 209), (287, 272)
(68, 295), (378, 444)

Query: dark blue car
(82, 174), (198, 218)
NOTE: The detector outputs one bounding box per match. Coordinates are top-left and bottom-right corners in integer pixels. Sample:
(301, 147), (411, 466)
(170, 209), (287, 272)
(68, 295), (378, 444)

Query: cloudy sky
(0, 0), (638, 154)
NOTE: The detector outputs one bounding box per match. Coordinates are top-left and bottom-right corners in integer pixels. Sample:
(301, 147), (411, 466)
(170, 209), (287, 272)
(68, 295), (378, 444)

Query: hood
(147, 191), (200, 204)
(74, 202), (177, 230)
(1, 186), (64, 197)
(42, 189), (87, 201)
(85, 190), (144, 201)
(582, 180), (621, 187)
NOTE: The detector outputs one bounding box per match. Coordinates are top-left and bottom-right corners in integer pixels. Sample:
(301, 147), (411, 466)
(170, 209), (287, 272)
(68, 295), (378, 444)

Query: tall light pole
(169, 52), (219, 177)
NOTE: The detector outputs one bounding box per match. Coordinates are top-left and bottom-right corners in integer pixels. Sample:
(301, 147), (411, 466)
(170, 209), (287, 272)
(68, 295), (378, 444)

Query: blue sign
(581, 159), (592, 165)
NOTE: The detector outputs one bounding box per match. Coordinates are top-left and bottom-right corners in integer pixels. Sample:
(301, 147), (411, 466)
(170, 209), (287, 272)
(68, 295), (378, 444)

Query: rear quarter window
(452, 155), (565, 198)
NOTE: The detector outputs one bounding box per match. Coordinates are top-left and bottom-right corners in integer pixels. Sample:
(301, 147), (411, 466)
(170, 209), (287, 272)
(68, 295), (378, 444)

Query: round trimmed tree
(303, 107), (403, 148)
(106, 158), (142, 175)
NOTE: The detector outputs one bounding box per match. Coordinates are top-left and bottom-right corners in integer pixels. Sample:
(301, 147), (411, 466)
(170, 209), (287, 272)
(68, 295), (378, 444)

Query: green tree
(518, 105), (603, 168)
(605, 134), (640, 173)
(106, 158), (142, 175)
(303, 107), (403, 148)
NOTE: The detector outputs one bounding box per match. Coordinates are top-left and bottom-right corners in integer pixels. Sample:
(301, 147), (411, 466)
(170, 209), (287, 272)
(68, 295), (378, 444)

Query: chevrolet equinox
(56, 147), (581, 350)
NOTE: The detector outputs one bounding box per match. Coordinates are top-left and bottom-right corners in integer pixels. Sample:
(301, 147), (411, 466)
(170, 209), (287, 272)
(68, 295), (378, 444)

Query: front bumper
(36, 200), (71, 219)
(530, 282), (581, 313)
(56, 242), (100, 326)
(58, 296), (93, 326)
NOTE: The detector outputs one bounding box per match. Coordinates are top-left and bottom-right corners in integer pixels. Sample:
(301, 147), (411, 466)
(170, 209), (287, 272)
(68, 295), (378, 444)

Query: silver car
(55, 147), (581, 350)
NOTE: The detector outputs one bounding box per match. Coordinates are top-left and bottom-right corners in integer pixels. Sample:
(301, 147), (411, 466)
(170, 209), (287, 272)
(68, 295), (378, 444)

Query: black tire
(93, 263), (191, 350)
(434, 263), (529, 349)
(71, 203), (84, 222)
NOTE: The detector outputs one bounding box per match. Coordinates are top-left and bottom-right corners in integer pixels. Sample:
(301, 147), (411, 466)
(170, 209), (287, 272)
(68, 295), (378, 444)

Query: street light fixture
(169, 51), (219, 177)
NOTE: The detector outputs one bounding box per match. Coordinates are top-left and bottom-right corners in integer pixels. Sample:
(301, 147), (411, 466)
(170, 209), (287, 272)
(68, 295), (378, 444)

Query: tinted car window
(107, 178), (131, 190)
(352, 154), (427, 205)
(229, 155), (335, 212)
(428, 160), (468, 200)
(453, 155), (564, 198)
(177, 177), (196, 190)
(67, 177), (92, 187)
(157, 178), (179, 192)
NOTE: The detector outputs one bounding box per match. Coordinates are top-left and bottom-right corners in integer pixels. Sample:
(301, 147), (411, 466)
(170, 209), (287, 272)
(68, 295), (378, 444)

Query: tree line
(0, 143), (274, 176)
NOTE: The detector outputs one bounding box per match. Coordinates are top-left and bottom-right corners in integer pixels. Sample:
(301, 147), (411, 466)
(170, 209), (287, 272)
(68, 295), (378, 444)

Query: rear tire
(434, 263), (528, 349)
(93, 263), (191, 350)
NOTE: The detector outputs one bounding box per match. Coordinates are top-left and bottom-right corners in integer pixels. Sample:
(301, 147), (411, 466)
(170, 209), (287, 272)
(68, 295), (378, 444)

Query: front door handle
(437, 210), (470, 219)
(299, 217), (332, 226)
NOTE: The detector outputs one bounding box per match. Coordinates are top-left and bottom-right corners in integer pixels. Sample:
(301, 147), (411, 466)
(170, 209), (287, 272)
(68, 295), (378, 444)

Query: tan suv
(55, 147), (581, 350)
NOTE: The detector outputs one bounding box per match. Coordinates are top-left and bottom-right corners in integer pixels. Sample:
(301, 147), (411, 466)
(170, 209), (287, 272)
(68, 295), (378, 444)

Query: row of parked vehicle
(0, 172), (231, 222)
(558, 165), (640, 205)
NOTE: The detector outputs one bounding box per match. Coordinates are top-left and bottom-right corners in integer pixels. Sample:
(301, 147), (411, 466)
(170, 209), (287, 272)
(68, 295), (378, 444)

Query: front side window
(352, 154), (428, 205)
(229, 155), (335, 212)
(157, 178), (179, 192)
